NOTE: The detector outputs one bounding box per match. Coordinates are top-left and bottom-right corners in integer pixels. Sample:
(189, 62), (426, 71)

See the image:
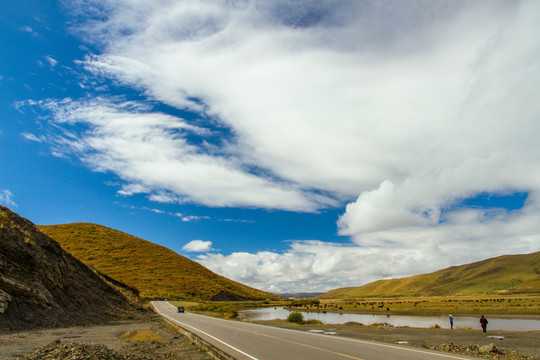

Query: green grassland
(322, 252), (540, 299)
(315, 252), (540, 315)
(170, 300), (287, 319)
(291, 296), (540, 315)
(171, 296), (540, 318)
(39, 223), (281, 301)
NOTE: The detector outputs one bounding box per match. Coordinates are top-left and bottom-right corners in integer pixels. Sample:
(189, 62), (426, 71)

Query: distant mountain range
(276, 292), (325, 299)
(321, 251), (540, 299)
(39, 223), (280, 301)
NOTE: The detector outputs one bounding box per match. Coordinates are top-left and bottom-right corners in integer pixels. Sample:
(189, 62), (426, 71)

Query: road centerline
(152, 302), (477, 360)
(215, 322), (365, 360)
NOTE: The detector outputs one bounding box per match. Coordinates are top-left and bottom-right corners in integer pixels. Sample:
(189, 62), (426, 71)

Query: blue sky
(1, 0), (539, 293)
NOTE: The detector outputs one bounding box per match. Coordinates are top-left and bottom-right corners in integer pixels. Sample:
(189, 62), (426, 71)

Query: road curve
(152, 302), (478, 360)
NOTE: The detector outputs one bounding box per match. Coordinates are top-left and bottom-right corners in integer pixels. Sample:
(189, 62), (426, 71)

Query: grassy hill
(39, 223), (280, 301)
(322, 251), (540, 299)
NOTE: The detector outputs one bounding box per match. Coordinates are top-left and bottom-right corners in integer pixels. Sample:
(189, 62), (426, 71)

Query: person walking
(480, 315), (488, 334)
(449, 315), (454, 329)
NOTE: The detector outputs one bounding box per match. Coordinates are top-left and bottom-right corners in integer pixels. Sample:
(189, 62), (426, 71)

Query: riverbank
(239, 306), (540, 331)
(295, 309), (540, 320)
(252, 319), (540, 359)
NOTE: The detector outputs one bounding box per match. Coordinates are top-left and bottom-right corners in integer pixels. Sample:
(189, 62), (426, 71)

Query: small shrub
(192, 303), (238, 318)
(287, 312), (304, 323)
(120, 330), (163, 342)
(304, 319), (323, 325)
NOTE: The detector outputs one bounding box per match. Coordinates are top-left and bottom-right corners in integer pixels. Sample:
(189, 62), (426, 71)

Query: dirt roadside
(254, 320), (540, 359)
(338, 324), (540, 359)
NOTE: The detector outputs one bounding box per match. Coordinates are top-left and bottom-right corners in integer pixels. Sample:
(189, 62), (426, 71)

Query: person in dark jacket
(449, 314), (454, 329)
(480, 315), (488, 334)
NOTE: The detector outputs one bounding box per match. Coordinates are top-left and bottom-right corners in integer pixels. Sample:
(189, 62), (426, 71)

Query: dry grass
(120, 330), (164, 342)
(39, 223), (280, 301)
(322, 252), (540, 299)
(294, 295), (540, 315)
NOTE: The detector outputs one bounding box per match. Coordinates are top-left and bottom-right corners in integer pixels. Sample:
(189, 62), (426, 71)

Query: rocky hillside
(322, 251), (540, 299)
(0, 206), (142, 331)
(39, 223), (281, 301)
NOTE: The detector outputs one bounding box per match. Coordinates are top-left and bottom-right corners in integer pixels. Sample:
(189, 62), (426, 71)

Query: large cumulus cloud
(33, 0), (540, 291)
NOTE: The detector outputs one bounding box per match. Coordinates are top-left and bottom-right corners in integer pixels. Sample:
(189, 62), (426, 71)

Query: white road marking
(153, 302), (260, 360)
(153, 302), (476, 360)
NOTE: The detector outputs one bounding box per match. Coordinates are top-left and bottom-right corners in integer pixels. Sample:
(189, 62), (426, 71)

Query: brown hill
(39, 223), (280, 301)
(322, 251), (540, 299)
(0, 206), (142, 331)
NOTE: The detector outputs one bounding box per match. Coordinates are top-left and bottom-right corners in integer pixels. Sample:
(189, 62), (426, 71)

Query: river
(238, 307), (540, 331)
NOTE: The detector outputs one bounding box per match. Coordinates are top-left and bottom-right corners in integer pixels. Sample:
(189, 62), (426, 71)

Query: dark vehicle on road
(177, 306), (185, 313)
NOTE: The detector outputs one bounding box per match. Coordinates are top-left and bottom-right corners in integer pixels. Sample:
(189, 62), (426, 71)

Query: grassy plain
(170, 295), (540, 318)
(170, 300), (287, 319)
(290, 295), (540, 316)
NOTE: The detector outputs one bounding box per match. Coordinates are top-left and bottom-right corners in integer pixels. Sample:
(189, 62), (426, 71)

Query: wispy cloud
(20, 26), (39, 37)
(113, 202), (252, 224)
(45, 56), (58, 68)
(0, 190), (17, 208)
(32, 97), (327, 211)
(178, 215), (210, 222)
(21, 132), (44, 143)
(221, 218), (254, 223)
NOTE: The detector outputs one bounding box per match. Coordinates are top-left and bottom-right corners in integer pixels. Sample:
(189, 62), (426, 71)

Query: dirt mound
(0, 206), (143, 331)
(424, 342), (531, 360)
(18, 339), (196, 360)
(18, 340), (132, 360)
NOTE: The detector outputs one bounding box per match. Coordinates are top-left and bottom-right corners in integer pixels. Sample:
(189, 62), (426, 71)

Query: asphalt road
(152, 302), (478, 360)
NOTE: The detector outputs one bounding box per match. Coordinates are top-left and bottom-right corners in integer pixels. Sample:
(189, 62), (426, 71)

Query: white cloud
(180, 215), (210, 222)
(21, 132), (44, 143)
(0, 190), (17, 208)
(222, 218), (254, 223)
(70, 0), (540, 206)
(20, 26), (39, 37)
(45, 56), (58, 67)
(36, 97), (328, 211)
(183, 239), (213, 253)
(199, 203), (540, 292)
(337, 180), (434, 236)
(35, 0), (540, 290)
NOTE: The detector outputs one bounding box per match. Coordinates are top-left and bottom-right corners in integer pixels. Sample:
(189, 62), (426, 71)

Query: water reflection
(238, 307), (540, 331)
